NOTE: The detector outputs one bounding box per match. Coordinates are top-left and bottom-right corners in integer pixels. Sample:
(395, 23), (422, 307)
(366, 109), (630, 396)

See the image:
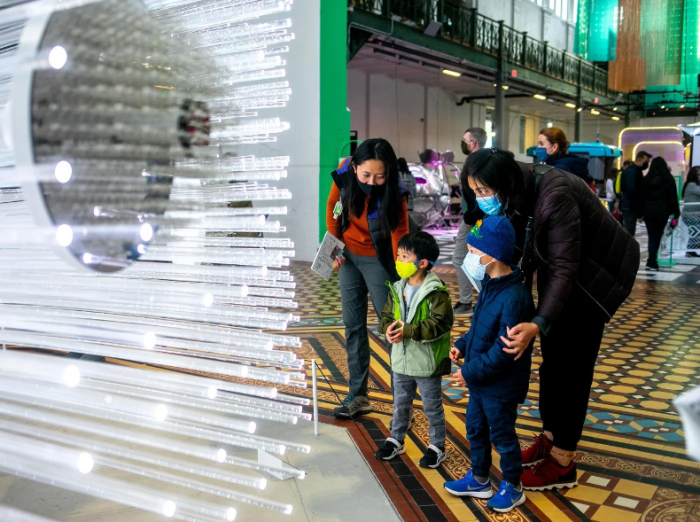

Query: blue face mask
(476, 194), (503, 216)
(535, 147), (551, 163)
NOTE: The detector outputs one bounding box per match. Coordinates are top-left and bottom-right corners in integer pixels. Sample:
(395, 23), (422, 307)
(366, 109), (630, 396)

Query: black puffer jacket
(513, 163), (640, 333)
(641, 172), (680, 221)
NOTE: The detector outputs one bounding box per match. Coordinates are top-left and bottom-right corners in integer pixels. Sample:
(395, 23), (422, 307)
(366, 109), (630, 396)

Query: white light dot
(207, 386), (218, 399)
(226, 507), (237, 521)
(143, 331), (156, 349)
(54, 161), (72, 183)
(139, 223), (154, 242)
(259, 478), (267, 490)
(284, 506), (293, 515)
(62, 365), (80, 387)
(162, 500), (176, 518)
(136, 244), (146, 255)
(82, 253), (93, 264)
(216, 448), (227, 463)
(105, 395), (113, 404)
(241, 285), (249, 297)
(56, 224), (73, 247)
(48, 46), (68, 69)
(93, 206), (101, 217)
(202, 293), (214, 308)
(154, 404), (168, 422)
(240, 366), (249, 378)
(247, 422), (256, 434)
(279, 445), (286, 456)
(76, 452), (94, 474)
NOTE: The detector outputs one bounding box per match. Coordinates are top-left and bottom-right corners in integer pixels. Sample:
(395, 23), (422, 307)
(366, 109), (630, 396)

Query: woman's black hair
(461, 148), (525, 214)
(608, 167), (619, 180)
(343, 138), (402, 237)
(645, 156), (671, 183)
(682, 166), (699, 198)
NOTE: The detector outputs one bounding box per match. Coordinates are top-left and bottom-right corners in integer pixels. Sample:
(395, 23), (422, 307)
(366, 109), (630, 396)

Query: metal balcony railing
(350, 0), (615, 98)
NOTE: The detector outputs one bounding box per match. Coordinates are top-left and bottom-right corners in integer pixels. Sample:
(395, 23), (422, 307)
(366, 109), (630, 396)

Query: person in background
(451, 127), (486, 317)
(397, 157), (417, 212)
(620, 150), (652, 237)
(444, 216), (535, 513)
(682, 166), (700, 204)
(376, 232), (453, 469)
(682, 167), (700, 258)
(535, 128), (591, 185)
(326, 138), (410, 419)
(606, 168), (618, 212)
(640, 157), (680, 271)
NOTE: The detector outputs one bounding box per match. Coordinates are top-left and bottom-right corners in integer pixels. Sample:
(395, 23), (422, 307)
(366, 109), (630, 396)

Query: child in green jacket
(376, 231), (454, 468)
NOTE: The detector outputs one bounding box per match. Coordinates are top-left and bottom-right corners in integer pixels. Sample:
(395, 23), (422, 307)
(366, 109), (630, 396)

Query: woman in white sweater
(605, 168), (618, 212)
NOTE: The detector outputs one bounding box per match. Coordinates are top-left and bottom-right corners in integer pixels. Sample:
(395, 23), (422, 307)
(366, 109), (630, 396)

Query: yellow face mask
(395, 260), (419, 279)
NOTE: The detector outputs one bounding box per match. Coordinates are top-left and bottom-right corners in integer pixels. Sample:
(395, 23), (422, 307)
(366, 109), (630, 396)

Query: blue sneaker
(487, 481), (526, 513)
(444, 470), (493, 499)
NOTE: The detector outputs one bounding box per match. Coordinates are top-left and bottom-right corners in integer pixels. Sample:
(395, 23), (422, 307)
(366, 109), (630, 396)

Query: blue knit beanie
(466, 215), (516, 264)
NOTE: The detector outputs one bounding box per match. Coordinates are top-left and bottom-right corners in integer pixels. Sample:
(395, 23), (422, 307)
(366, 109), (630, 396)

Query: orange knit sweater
(325, 182), (409, 259)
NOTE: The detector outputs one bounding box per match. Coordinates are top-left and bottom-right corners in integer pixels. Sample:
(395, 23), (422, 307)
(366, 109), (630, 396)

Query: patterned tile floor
(280, 224), (700, 522)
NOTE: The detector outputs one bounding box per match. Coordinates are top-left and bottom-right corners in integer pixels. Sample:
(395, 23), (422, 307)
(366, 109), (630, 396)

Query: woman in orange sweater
(326, 138), (410, 419)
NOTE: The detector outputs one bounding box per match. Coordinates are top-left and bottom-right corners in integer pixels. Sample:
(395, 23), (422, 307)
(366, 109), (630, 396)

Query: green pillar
(319, 1), (351, 242)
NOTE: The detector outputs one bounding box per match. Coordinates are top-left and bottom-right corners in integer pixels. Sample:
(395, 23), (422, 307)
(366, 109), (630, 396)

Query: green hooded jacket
(379, 271), (454, 378)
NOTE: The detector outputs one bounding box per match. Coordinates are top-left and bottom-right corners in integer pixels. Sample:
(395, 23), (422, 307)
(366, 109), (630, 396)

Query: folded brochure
(311, 232), (345, 281)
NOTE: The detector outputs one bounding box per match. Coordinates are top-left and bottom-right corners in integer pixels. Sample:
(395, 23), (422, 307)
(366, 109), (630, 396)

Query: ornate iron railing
(350, 0), (614, 98)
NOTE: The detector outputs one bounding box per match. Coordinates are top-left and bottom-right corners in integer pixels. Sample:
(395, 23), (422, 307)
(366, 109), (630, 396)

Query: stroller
(404, 149), (462, 229)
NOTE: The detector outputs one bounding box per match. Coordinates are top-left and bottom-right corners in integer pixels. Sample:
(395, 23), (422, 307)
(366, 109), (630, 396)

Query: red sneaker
(521, 433), (553, 468)
(521, 456), (578, 491)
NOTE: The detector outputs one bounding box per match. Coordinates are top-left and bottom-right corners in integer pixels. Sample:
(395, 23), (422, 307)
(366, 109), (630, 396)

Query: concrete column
(494, 70), (506, 149)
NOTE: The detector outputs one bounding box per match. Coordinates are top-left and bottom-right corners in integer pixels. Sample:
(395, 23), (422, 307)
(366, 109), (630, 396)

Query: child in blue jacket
(444, 216), (535, 514)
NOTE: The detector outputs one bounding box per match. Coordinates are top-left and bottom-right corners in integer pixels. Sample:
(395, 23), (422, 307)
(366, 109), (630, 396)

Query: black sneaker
(453, 302), (473, 317)
(333, 394), (372, 419)
(419, 445), (447, 469)
(375, 438), (405, 461)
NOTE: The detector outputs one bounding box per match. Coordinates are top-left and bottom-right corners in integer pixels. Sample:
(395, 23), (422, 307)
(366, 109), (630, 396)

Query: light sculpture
(0, 0), (304, 520)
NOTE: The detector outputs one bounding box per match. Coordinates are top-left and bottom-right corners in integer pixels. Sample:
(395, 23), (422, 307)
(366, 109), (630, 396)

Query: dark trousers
(539, 289), (606, 451)
(467, 390), (522, 484)
(645, 217), (667, 267)
(339, 250), (391, 397)
(622, 209), (638, 237)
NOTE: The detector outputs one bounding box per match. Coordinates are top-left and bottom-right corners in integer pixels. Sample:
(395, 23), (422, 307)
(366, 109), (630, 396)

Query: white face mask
(462, 252), (493, 281)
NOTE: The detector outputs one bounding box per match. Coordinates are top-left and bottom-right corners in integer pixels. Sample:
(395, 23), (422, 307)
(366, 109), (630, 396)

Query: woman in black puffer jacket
(640, 157), (681, 271)
(460, 149), (640, 492)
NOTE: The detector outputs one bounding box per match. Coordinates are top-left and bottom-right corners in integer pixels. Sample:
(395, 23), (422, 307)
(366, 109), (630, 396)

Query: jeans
(645, 217), (667, 267)
(339, 250), (392, 397)
(451, 220), (474, 305)
(607, 200), (615, 213)
(539, 287), (606, 451)
(392, 372), (446, 449)
(467, 390), (522, 484)
(622, 209), (638, 237)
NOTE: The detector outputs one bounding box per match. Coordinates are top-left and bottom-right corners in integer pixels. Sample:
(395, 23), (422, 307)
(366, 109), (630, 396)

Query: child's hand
(386, 320), (404, 344)
(449, 347), (462, 362)
(451, 368), (467, 387)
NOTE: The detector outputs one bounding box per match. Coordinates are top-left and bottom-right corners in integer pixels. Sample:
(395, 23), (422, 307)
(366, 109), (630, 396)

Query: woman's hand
(451, 369), (467, 387)
(449, 347), (462, 362)
(501, 323), (540, 361)
(333, 255), (346, 269)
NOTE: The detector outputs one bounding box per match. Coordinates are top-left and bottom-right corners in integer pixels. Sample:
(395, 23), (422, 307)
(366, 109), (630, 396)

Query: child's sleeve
(454, 334), (468, 355)
(402, 291), (454, 342)
(461, 296), (534, 384)
(378, 293), (395, 336)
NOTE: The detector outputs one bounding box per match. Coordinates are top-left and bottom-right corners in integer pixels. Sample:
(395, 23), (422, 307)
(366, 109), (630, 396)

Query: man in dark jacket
(620, 150), (652, 236)
(444, 216), (535, 513)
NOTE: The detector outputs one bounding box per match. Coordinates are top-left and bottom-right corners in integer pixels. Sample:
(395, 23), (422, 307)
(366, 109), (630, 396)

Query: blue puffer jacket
(454, 267), (535, 403)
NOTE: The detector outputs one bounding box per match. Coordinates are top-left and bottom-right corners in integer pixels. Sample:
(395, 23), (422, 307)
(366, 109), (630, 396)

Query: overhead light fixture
(577, 107), (583, 112)
(493, 83), (497, 87)
(613, 107), (618, 111)
(534, 94), (547, 100)
(660, 105), (665, 109)
(565, 102), (576, 109)
(612, 116), (620, 121)
(547, 121), (553, 128)
(680, 104), (686, 108)
(442, 69), (461, 77)
(502, 85), (509, 90)
(591, 109), (600, 115)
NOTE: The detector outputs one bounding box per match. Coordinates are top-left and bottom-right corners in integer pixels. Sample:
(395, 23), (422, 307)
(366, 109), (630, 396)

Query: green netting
(641, 0), (684, 87)
(588, 0), (618, 61)
(575, 0), (591, 56)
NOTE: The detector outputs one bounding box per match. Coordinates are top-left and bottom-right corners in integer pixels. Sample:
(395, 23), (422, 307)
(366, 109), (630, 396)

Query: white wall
(348, 70), (472, 163)
(226, 0), (321, 262)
